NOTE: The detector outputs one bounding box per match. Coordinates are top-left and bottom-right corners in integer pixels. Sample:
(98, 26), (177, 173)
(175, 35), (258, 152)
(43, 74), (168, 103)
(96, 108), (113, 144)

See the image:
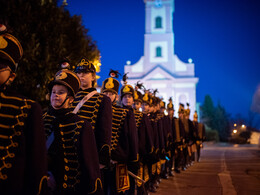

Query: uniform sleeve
(24, 102), (48, 195)
(81, 121), (103, 194)
(95, 95), (112, 166)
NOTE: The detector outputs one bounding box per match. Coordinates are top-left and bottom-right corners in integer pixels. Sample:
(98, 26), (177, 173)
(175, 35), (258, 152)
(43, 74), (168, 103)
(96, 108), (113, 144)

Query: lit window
(156, 47), (162, 57)
(155, 16), (162, 28)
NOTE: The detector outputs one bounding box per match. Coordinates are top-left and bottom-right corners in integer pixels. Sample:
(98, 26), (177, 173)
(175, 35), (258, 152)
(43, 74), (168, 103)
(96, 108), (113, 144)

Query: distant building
(124, 0), (199, 118)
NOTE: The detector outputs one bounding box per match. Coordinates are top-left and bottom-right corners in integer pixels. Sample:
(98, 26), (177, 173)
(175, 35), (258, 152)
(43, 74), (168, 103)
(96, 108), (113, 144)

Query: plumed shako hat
(0, 24), (23, 72)
(48, 69), (81, 97)
(101, 69), (120, 95)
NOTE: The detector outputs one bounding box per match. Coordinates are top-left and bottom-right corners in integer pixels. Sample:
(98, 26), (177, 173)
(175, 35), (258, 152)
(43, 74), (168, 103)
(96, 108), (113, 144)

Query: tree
(200, 95), (231, 142)
(200, 95), (215, 128)
(0, 0), (100, 107)
(214, 103), (230, 142)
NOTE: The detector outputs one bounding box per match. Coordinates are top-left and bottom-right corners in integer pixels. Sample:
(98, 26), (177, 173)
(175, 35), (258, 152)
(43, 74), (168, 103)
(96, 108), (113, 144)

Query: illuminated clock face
(155, 0), (162, 7)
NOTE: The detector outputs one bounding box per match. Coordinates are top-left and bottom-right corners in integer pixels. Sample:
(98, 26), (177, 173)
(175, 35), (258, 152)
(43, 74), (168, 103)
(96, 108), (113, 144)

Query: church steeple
(145, 0), (174, 34)
(125, 0), (198, 120)
(144, 0), (175, 72)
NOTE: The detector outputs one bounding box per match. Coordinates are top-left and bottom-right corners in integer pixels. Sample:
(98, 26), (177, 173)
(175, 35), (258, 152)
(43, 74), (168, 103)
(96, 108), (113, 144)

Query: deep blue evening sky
(66, 0), (260, 118)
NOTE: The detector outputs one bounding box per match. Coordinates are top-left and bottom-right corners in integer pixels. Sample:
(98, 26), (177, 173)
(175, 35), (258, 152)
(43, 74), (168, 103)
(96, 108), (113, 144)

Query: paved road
(155, 143), (260, 195)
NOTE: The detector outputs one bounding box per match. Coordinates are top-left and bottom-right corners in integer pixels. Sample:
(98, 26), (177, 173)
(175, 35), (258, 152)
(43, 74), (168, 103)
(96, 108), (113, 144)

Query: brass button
(64, 158), (68, 163)
(63, 183), (67, 188)
(65, 166), (69, 171)
(64, 175), (68, 181)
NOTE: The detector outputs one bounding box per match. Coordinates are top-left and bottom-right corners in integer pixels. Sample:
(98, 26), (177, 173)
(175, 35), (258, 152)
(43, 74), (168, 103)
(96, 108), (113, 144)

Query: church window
(156, 47), (162, 57)
(155, 16), (162, 28)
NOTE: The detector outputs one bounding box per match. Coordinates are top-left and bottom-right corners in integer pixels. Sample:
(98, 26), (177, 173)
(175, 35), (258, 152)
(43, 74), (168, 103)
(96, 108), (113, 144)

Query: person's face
(168, 109), (174, 117)
(149, 105), (154, 113)
(0, 65), (15, 86)
(156, 103), (160, 110)
(142, 102), (150, 113)
(103, 91), (117, 103)
(51, 85), (73, 109)
(194, 117), (198, 122)
(134, 101), (142, 110)
(122, 94), (134, 107)
(178, 112), (184, 119)
(77, 72), (95, 89)
(160, 108), (165, 113)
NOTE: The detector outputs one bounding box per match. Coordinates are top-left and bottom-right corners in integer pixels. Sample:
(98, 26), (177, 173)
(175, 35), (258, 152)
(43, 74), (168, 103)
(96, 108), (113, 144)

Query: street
(155, 143), (260, 195)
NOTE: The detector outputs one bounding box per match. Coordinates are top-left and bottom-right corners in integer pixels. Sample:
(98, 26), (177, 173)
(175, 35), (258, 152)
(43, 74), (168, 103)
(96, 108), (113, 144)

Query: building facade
(124, 0), (199, 118)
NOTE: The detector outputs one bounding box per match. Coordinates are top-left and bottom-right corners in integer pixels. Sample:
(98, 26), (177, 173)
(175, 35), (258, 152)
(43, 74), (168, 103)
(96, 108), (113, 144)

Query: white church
(124, 0), (199, 119)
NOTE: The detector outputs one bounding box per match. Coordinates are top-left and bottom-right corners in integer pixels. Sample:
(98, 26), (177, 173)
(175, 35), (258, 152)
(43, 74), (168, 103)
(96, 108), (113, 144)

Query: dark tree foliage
(0, 0), (100, 107)
(200, 95), (215, 128)
(200, 95), (231, 142)
(213, 103), (230, 142)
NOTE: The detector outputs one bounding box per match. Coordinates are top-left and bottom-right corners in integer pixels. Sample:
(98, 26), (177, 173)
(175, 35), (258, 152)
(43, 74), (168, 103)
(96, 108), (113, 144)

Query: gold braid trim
(131, 153), (139, 162)
(99, 144), (111, 156)
(37, 175), (48, 195)
(0, 92), (35, 103)
(89, 178), (103, 194)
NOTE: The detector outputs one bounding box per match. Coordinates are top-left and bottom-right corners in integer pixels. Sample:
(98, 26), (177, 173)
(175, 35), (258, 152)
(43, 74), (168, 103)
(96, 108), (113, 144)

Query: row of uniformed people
(0, 26), (206, 194)
(43, 61), (206, 195)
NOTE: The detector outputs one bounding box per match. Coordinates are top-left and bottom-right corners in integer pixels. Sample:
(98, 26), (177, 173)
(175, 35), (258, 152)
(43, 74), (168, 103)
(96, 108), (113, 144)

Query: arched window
(155, 16), (162, 28)
(156, 47), (162, 57)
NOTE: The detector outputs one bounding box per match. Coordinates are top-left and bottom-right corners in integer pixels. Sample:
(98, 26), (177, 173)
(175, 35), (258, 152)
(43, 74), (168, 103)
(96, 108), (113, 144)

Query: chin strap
(54, 96), (70, 109)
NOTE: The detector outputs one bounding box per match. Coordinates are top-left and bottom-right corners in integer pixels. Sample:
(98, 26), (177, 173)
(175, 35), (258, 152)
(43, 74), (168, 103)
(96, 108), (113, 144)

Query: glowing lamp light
(233, 129), (237, 134)
(242, 124), (245, 128)
(234, 123), (237, 127)
(126, 60), (131, 65)
(188, 58), (193, 63)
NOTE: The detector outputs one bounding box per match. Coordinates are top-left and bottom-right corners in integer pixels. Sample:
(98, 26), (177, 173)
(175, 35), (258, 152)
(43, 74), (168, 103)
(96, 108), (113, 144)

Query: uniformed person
(183, 103), (195, 167)
(133, 82), (154, 195)
(141, 91), (159, 193)
(165, 98), (175, 176)
(0, 25), (48, 194)
(147, 92), (165, 191)
(158, 99), (171, 180)
(173, 104), (186, 173)
(72, 58), (112, 190)
(43, 69), (103, 195)
(193, 111), (206, 162)
(101, 70), (137, 194)
(119, 74), (139, 195)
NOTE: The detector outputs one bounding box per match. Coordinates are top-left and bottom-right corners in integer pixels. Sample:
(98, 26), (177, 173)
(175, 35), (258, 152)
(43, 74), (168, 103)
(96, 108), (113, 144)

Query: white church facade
(124, 0), (199, 118)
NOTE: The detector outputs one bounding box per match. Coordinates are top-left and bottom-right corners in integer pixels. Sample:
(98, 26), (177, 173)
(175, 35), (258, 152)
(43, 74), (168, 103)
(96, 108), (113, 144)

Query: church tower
(144, 0), (175, 73)
(125, 0), (199, 118)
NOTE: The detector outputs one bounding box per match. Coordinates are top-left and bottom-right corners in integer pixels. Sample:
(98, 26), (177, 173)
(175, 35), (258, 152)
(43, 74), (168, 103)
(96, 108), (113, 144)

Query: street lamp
(233, 129), (237, 134)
